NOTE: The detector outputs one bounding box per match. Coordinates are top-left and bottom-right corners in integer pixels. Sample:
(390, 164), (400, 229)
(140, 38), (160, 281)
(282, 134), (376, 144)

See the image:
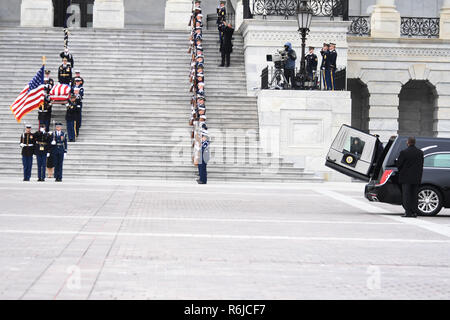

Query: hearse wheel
(417, 185), (443, 216)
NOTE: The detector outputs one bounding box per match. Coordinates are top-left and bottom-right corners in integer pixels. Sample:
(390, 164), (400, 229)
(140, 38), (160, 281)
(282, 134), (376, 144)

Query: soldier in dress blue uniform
(327, 43), (338, 91)
(197, 130), (210, 184)
(72, 78), (84, 131)
(320, 43), (329, 90)
(51, 123), (67, 182)
(66, 94), (81, 142)
(33, 124), (51, 181)
(38, 95), (52, 132)
(58, 57), (72, 85)
(20, 124), (34, 181)
(72, 69), (84, 87)
(305, 46), (318, 83)
(217, 0), (227, 45)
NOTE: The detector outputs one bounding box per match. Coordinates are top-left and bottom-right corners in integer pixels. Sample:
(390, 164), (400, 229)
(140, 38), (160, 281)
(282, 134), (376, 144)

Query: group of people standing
(217, 0), (234, 67)
(189, 1), (210, 184)
(304, 42), (338, 90)
(20, 47), (84, 182)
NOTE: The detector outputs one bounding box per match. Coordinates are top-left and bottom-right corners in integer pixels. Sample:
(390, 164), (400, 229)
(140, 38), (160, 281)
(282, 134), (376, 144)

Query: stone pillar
(367, 81), (402, 141)
(235, 0), (244, 31)
(20, 0), (53, 27)
(164, 0), (192, 31)
(93, 0), (125, 29)
(440, 0), (450, 40)
(370, 0), (400, 38)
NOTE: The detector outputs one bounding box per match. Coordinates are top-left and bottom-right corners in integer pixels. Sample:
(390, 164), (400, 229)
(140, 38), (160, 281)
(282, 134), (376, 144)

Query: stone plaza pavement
(0, 178), (449, 300)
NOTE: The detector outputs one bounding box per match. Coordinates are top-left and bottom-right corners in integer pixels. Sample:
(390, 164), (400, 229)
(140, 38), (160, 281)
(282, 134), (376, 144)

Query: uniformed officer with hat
(58, 57), (72, 85)
(327, 43), (337, 90)
(20, 124), (34, 181)
(33, 123), (51, 181)
(197, 129), (210, 184)
(320, 43), (329, 90)
(66, 94), (81, 142)
(50, 123), (67, 182)
(38, 95), (52, 132)
(305, 46), (318, 85)
(44, 70), (54, 94)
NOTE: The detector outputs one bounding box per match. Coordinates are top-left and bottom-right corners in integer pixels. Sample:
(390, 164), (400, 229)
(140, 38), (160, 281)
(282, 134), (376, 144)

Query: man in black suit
(396, 137), (424, 218)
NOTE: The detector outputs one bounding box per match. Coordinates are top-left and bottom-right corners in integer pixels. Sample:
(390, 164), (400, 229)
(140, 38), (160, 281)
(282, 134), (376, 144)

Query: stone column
(440, 0), (450, 40)
(93, 0), (125, 29)
(235, 0), (244, 31)
(370, 0), (400, 38)
(20, 0), (53, 27)
(164, 0), (192, 31)
(367, 81), (402, 141)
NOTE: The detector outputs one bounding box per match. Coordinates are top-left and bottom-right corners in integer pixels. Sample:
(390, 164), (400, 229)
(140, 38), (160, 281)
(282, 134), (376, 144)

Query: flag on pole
(10, 66), (45, 123)
(50, 84), (71, 102)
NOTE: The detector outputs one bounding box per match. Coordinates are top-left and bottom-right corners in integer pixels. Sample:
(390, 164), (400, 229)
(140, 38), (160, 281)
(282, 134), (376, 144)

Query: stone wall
(349, 0), (444, 17)
(347, 37), (450, 141)
(257, 90), (352, 181)
(0, 0), (21, 26)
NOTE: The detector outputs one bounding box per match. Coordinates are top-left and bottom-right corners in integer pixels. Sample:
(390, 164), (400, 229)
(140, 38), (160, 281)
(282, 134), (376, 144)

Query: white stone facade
(257, 90), (352, 181)
(240, 18), (351, 96)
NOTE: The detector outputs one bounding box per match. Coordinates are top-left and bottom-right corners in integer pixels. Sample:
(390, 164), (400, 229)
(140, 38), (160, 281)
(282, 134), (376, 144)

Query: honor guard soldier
(72, 69), (84, 87)
(305, 46), (318, 83)
(60, 47), (74, 68)
(217, 1), (227, 44)
(320, 43), (329, 90)
(327, 43), (338, 91)
(72, 78), (84, 130)
(58, 57), (72, 85)
(20, 124), (34, 181)
(44, 70), (54, 94)
(66, 94), (81, 142)
(51, 123), (67, 182)
(38, 95), (52, 132)
(197, 130), (210, 184)
(34, 124), (51, 181)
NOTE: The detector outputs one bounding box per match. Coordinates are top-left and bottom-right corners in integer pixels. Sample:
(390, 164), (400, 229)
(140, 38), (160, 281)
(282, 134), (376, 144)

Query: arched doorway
(53, 0), (94, 27)
(398, 80), (437, 137)
(348, 78), (370, 132)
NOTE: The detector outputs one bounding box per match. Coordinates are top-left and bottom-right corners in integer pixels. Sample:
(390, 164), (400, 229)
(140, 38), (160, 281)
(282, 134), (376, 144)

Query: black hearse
(326, 124), (450, 216)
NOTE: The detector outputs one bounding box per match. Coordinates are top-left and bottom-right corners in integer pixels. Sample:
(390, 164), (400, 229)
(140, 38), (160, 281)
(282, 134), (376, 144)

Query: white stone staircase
(0, 27), (321, 182)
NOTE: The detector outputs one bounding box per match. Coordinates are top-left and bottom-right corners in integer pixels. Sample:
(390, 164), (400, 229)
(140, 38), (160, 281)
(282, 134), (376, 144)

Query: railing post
(370, 0), (400, 38)
(440, 0), (450, 40)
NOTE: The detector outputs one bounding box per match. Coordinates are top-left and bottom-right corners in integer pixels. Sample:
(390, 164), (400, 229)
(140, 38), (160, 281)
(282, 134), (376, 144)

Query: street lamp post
(296, 0), (313, 89)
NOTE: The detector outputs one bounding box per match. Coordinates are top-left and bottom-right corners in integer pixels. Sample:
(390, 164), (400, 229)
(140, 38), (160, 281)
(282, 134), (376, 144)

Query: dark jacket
(305, 52), (318, 74)
(320, 49), (329, 70)
(328, 49), (337, 71)
(20, 132), (34, 157)
(60, 51), (74, 67)
(284, 42), (297, 70)
(396, 145), (424, 184)
(65, 100), (81, 121)
(58, 64), (72, 85)
(220, 25), (234, 54)
(38, 98), (52, 121)
(33, 131), (51, 155)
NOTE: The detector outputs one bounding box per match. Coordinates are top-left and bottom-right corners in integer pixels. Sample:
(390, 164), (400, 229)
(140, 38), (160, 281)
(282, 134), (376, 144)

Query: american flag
(10, 66), (45, 123)
(50, 84), (71, 101)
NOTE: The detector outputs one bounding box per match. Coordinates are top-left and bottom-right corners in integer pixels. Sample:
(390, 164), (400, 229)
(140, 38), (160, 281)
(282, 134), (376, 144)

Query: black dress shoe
(219, 64), (225, 67)
(197, 180), (206, 184)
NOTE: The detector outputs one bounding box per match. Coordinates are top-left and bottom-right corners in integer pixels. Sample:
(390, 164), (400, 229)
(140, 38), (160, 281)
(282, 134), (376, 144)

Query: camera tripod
(268, 67), (290, 90)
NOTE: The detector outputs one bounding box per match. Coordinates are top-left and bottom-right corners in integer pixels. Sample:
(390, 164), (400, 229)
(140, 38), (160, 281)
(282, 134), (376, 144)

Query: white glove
(48, 131), (53, 135)
(47, 153), (50, 158)
(20, 143), (25, 148)
(51, 140), (56, 145)
(64, 153), (67, 159)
